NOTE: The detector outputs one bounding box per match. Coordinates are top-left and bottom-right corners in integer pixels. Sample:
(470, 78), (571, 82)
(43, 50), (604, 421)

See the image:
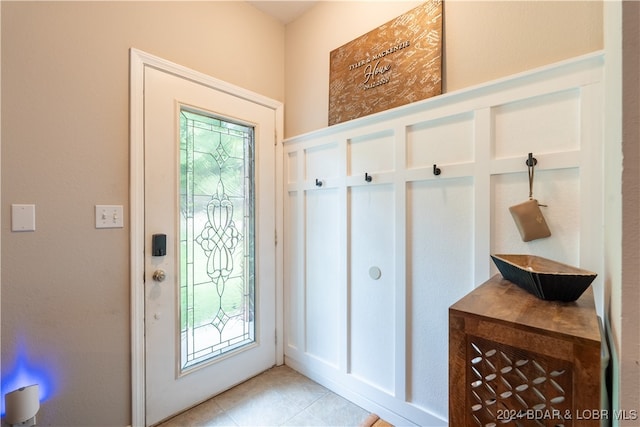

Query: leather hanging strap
(528, 158), (535, 200)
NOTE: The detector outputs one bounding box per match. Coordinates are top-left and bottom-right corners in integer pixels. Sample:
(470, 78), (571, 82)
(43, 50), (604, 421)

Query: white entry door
(143, 65), (277, 426)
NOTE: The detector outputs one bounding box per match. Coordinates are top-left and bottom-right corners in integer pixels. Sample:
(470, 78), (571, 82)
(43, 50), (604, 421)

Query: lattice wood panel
(467, 336), (573, 427)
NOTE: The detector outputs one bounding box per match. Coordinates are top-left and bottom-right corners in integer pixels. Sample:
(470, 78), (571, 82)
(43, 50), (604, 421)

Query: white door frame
(129, 48), (284, 427)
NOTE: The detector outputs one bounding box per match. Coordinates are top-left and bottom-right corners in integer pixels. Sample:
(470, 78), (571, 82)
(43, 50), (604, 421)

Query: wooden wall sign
(329, 0), (443, 126)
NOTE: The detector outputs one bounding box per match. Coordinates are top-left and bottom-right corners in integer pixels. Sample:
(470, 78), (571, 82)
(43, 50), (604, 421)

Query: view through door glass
(180, 108), (256, 371)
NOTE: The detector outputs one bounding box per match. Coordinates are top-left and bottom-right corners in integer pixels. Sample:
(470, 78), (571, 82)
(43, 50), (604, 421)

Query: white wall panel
(286, 151), (298, 185)
(493, 89), (581, 158)
(284, 191), (301, 351)
(348, 131), (395, 176)
(283, 53), (603, 426)
(349, 185), (396, 393)
(306, 142), (339, 181)
(406, 113), (475, 169)
(491, 168), (581, 268)
(406, 177), (474, 418)
(305, 189), (341, 366)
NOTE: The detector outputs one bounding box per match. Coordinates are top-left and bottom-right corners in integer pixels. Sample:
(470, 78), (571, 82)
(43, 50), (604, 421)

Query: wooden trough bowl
(490, 254), (597, 302)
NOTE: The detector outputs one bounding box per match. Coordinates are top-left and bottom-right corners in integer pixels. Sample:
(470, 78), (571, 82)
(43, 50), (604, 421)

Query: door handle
(152, 270), (166, 282)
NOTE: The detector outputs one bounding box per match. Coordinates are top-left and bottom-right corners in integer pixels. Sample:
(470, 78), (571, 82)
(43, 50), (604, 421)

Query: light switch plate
(96, 205), (124, 229)
(12, 204), (36, 232)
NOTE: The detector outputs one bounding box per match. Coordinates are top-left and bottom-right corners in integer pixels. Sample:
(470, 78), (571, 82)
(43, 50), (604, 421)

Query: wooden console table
(449, 275), (601, 426)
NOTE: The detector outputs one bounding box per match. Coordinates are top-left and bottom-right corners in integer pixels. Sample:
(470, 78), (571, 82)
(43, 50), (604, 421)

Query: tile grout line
(279, 387), (331, 426)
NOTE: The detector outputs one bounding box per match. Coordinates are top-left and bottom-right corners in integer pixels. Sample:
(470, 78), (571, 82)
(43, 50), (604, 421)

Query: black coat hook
(433, 164), (441, 176)
(525, 153), (538, 167)
(315, 178), (323, 187)
(365, 172), (372, 182)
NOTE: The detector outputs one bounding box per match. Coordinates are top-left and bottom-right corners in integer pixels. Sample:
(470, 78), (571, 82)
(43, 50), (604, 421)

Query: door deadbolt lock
(152, 269), (166, 282)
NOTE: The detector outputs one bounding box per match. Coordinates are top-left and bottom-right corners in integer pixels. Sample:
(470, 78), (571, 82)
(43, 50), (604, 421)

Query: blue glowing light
(1, 342), (55, 417)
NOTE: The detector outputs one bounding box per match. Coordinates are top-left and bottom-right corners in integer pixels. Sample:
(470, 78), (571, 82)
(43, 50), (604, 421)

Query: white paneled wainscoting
(282, 52), (605, 426)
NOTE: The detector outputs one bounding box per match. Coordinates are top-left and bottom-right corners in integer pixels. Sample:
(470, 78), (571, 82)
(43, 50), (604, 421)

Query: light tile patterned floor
(157, 365), (371, 427)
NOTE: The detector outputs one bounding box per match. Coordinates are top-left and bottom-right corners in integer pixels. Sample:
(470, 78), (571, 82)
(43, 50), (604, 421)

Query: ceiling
(246, 1), (318, 24)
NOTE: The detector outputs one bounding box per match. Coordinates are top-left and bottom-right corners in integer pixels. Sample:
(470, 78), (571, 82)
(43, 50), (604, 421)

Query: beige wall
(284, 1), (603, 138)
(620, 1), (640, 423)
(1, 2), (284, 425)
(1, 1), (608, 425)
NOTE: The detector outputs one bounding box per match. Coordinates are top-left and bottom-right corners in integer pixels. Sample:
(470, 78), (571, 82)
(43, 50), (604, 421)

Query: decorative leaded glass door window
(179, 108), (255, 371)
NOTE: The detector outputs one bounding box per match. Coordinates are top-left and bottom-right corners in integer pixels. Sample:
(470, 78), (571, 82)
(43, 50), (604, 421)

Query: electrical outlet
(95, 205), (124, 229)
